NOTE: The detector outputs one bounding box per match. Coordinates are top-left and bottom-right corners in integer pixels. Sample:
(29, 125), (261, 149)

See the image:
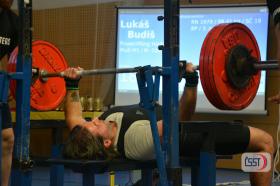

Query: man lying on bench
(62, 65), (274, 186)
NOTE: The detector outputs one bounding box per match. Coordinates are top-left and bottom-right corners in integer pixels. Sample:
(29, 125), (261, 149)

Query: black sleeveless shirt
(0, 8), (18, 59)
(99, 104), (163, 157)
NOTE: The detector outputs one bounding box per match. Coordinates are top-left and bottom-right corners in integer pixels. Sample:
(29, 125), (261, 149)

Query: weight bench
(45, 155), (232, 186)
(30, 120), (235, 186)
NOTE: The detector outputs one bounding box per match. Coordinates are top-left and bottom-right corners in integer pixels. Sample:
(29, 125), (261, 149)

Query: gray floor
(28, 166), (280, 186)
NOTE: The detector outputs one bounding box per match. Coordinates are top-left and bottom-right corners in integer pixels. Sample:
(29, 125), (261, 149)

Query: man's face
(84, 118), (115, 141)
(0, 0), (13, 9)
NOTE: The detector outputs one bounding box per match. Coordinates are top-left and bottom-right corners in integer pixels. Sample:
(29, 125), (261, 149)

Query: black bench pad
(46, 155), (231, 174)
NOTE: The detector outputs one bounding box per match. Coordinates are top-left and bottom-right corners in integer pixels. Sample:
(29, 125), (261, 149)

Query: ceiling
(12, 0), (143, 10)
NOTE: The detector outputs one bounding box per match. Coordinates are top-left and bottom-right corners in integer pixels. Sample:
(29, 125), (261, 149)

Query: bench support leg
(50, 165), (64, 186)
(191, 152), (216, 186)
(141, 169), (153, 186)
(83, 171), (95, 186)
(191, 165), (199, 186)
(199, 152), (216, 186)
(167, 167), (182, 186)
(50, 128), (64, 186)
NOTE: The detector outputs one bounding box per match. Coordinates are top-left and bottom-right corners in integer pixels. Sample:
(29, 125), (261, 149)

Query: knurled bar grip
(39, 67), (143, 78)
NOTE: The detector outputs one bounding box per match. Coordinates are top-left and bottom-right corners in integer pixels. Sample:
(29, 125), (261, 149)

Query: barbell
(7, 23), (279, 111)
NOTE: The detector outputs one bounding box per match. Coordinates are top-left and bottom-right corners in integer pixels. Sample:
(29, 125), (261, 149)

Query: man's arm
(267, 0), (280, 104)
(179, 63), (198, 121)
(63, 67), (86, 130)
(267, 0), (280, 26)
(268, 23), (280, 104)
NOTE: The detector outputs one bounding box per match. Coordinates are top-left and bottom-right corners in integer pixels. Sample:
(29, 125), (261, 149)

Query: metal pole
(162, 0), (181, 185)
(11, 0), (33, 185)
(136, 67), (169, 186)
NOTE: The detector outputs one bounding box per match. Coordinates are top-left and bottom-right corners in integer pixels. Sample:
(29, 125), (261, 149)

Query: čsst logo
(241, 153), (271, 172)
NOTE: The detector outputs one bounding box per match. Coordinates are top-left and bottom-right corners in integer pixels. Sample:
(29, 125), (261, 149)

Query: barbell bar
(179, 59), (279, 80)
(7, 23), (280, 111)
(35, 67), (142, 78)
(32, 58), (279, 79)
(252, 60), (279, 70)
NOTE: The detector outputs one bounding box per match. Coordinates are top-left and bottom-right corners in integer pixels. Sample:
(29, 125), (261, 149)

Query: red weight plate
(7, 40), (68, 111)
(31, 40), (68, 110)
(204, 26), (225, 108)
(211, 23), (261, 110)
(199, 27), (211, 106)
(204, 24), (226, 109)
(206, 24), (230, 109)
(200, 24), (227, 109)
(199, 25), (223, 107)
